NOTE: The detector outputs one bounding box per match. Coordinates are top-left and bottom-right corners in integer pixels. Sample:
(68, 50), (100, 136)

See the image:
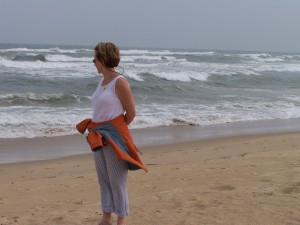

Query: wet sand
(1, 118), (300, 164)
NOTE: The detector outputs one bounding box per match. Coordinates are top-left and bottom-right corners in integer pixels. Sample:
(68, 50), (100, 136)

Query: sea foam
(1, 44), (300, 139)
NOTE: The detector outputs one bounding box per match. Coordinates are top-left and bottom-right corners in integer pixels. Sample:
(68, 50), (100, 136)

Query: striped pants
(93, 144), (129, 217)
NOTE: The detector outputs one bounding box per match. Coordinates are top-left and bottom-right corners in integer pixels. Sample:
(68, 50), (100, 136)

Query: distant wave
(0, 58), (90, 70)
(124, 70), (210, 82)
(282, 95), (300, 103)
(121, 49), (173, 55)
(121, 50), (300, 64)
(2, 46), (300, 81)
(2, 58), (300, 80)
(7, 53), (90, 62)
(12, 54), (47, 62)
(238, 53), (285, 63)
(151, 71), (210, 82)
(122, 55), (163, 62)
(123, 55), (188, 63)
(0, 93), (90, 106)
(121, 49), (216, 56)
(0, 47), (92, 54)
(45, 54), (91, 62)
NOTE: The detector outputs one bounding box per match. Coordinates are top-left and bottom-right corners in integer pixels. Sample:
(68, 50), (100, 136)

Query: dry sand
(0, 132), (300, 225)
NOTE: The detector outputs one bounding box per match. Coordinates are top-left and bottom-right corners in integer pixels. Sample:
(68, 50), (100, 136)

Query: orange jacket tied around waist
(76, 114), (148, 172)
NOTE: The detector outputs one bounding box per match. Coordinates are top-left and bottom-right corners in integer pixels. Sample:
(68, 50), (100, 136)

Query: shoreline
(0, 131), (299, 225)
(1, 118), (300, 164)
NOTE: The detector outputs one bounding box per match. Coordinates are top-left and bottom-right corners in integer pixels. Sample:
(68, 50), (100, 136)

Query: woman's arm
(115, 78), (136, 125)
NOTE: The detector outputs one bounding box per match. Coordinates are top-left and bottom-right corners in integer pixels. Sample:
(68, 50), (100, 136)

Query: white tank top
(91, 75), (125, 123)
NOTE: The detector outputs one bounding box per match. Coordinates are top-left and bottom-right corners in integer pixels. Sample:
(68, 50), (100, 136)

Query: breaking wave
(0, 93), (90, 106)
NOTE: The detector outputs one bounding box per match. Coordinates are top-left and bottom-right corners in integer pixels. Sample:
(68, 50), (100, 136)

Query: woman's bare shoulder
(116, 76), (130, 89)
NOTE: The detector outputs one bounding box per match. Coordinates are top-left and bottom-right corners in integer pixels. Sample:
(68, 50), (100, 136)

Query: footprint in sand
(281, 182), (300, 194)
(68, 209), (77, 213)
(147, 163), (159, 166)
(213, 185), (236, 191)
(44, 167), (55, 170)
(8, 216), (19, 223)
(259, 178), (272, 183)
(214, 146), (226, 151)
(52, 216), (64, 222)
(240, 153), (247, 157)
(72, 175), (84, 179)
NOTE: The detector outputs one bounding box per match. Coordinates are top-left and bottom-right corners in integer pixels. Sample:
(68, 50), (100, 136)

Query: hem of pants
(102, 209), (128, 217)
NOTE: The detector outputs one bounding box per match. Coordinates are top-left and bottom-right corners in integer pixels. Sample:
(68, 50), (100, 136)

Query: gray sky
(1, 0), (300, 52)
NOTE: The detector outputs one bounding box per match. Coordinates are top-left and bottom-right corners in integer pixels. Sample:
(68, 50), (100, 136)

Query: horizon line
(0, 41), (299, 54)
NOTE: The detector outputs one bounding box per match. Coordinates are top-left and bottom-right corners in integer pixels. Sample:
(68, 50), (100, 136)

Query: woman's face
(93, 55), (103, 74)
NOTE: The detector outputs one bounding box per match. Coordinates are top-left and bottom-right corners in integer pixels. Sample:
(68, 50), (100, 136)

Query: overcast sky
(1, 0), (300, 52)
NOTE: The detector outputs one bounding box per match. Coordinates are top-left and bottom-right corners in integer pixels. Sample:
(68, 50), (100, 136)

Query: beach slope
(0, 132), (300, 225)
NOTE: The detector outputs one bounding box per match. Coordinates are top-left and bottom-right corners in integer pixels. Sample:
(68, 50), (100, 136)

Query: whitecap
(152, 71), (210, 82)
(124, 72), (144, 81)
(45, 54), (91, 62)
(0, 47), (80, 54)
(121, 49), (173, 55)
(121, 49), (215, 56)
(122, 55), (164, 62)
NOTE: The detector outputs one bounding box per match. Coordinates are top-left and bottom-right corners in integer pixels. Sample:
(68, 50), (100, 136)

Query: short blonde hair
(94, 42), (120, 68)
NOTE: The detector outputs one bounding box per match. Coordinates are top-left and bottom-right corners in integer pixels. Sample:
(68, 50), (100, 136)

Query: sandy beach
(0, 129), (300, 225)
(0, 130), (300, 225)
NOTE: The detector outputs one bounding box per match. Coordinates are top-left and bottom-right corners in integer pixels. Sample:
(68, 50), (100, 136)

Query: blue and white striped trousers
(93, 144), (129, 217)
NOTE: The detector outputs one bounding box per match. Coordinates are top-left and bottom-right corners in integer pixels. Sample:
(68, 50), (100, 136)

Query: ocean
(1, 43), (300, 139)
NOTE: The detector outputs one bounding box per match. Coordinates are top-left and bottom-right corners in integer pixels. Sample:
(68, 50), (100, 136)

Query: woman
(84, 42), (147, 225)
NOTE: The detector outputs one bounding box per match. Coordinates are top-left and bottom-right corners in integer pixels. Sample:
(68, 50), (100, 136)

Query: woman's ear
(100, 59), (106, 67)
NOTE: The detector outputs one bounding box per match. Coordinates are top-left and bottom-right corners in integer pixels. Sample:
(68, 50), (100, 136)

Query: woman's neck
(101, 70), (118, 85)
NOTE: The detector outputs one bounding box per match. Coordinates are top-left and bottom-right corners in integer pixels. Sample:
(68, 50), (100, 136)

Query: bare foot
(99, 212), (112, 225)
(98, 222), (112, 225)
